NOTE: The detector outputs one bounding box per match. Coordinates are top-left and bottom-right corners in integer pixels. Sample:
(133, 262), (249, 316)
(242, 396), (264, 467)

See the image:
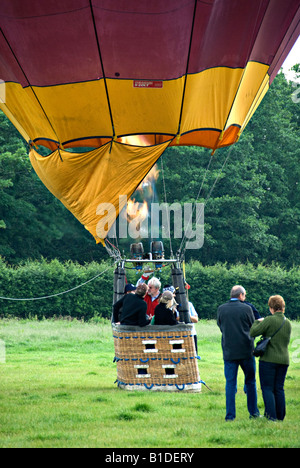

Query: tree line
(0, 259), (298, 320)
(0, 70), (299, 268)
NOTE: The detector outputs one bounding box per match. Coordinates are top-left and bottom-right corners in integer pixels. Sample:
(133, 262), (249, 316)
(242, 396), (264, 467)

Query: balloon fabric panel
(0, 0), (299, 242)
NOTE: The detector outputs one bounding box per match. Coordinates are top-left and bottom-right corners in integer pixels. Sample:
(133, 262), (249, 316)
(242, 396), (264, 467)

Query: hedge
(184, 261), (300, 320)
(0, 258), (114, 320)
(0, 258), (299, 320)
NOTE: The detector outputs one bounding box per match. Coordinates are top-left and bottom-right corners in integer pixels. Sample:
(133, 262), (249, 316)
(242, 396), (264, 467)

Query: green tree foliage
(158, 72), (300, 266)
(185, 261), (300, 320)
(0, 257), (113, 320)
(0, 258), (298, 320)
(0, 112), (106, 264)
(0, 72), (299, 267)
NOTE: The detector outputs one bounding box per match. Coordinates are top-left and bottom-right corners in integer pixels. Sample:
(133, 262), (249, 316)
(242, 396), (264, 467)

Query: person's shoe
(249, 413), (262, 419)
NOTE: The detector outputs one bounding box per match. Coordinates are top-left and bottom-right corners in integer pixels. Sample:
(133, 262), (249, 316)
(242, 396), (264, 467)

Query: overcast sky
(281, 36), (300, 82)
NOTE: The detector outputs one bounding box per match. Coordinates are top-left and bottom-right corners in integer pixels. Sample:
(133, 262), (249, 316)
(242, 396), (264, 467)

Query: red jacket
(144, 293), (161, 318)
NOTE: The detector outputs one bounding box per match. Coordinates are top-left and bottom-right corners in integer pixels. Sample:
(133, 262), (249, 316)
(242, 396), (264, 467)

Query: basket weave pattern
(113, 324), (201, 391)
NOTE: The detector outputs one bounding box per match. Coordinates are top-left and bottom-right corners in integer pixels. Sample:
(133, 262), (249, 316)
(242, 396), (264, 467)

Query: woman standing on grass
(250, 295), (292, 421)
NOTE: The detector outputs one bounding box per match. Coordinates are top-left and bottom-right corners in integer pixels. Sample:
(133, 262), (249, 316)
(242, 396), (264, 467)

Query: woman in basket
(152, 290), (178, 326)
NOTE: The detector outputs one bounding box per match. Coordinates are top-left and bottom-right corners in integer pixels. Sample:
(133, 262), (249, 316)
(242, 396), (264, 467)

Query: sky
(281, 35), (300, 82)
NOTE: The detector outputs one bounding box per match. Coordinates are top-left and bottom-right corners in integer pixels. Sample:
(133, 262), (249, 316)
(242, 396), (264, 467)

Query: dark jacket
(153, 302), (177, 326)
(245, 301), (261, 319)
(217, 299), (255, 360)
(113, 294), (150, 327)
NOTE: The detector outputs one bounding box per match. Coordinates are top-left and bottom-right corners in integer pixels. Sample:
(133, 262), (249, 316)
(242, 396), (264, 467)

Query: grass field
(0, 318), (299, 448)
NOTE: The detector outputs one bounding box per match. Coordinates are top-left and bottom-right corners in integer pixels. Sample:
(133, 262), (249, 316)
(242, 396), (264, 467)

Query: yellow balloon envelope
(0, 0), (299, 242)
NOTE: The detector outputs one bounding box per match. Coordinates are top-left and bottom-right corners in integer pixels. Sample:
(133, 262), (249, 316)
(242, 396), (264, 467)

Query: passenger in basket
(152, 290), (178, 326)
(137, 274), (162, 319)
(113, 283), (150, 327)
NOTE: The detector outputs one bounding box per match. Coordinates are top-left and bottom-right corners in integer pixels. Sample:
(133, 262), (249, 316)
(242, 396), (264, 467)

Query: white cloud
(281, 36), (300, 82)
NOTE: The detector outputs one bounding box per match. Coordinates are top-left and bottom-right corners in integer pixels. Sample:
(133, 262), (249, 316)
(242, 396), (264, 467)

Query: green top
(250, 312), (292, 365)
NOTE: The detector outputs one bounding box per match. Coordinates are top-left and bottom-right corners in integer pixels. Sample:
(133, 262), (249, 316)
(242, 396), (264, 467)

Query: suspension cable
(160, 154), (174, 258)
(0, 263), (114, 301)
(179, 146), (234, 260)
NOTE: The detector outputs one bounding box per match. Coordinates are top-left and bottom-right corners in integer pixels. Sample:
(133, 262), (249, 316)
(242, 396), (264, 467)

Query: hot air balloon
(0, 0), (299, 246)
(1, 0), (299, 393)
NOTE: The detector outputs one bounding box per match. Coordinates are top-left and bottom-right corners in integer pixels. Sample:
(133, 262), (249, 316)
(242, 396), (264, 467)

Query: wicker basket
(112, 324), (201, 392)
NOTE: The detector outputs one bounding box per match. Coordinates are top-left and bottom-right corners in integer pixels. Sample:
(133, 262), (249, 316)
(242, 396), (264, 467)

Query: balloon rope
(179, 145), (234, 259)
(0, 264), (114, 301)
(160, 154), (174, 257)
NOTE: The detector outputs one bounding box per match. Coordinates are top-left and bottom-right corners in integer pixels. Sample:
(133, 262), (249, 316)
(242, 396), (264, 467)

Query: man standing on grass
(217, 285), (260, 421)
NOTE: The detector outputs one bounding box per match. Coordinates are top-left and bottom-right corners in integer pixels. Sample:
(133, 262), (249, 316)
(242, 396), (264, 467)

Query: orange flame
(137, 165), (160, 195)
(125, 199), (149, 237)
(126, 199), (149, 222)
(123, 164), (158, 235)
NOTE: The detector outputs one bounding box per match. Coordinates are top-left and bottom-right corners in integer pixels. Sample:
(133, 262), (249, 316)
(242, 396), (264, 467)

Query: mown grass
(0, 318), (299, 448)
